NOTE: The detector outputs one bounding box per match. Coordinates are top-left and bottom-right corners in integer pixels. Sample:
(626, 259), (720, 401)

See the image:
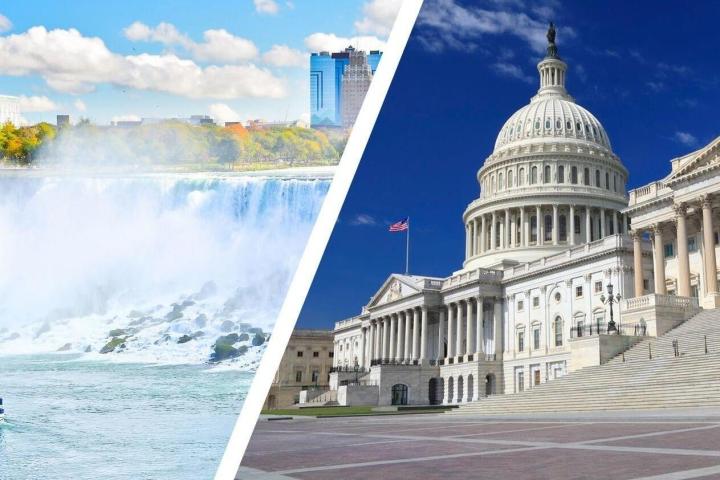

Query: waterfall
(0, 172), (329, 365)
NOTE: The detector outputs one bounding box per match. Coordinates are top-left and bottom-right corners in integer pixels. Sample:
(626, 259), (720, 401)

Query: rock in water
(108, 329), (127, 337)
(252, 333), (265, 347)
(57, 343), (72, 352)
(220, 320), (235, 332)
(177, 335), (193, 344)
(100, 337), (127, 354)
(209, 334), (247, 363)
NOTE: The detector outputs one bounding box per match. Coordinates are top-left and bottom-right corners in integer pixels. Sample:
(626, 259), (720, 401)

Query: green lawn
(261, 406), (452, 417)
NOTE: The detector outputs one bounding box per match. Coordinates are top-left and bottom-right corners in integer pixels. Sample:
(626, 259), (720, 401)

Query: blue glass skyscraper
(310, 47), (383, 127)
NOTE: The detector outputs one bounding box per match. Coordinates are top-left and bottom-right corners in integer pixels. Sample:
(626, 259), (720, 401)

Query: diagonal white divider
(214, 2), (424, 479)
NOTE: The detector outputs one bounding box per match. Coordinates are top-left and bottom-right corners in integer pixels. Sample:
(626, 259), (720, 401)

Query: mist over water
(0, 172), (329, 364)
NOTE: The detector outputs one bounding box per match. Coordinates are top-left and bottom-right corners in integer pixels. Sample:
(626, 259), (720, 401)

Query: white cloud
(74, 99), (87, 112)
(123, 22), (258, 63)
(262, 44), (305, 68)
(349, 213), (377, 226)
(208, 103), (241, 124)
(111, 114), (141, 123)
(492, 62), (532, 83)
(304, 32), (386, 53)
(673, 131), (697, 147)
(0, 26), (285, 99)
(254, 0), (279, 14)
(355, 0), (402, 36)
(0, 14), (11, 33)
(17, 95), (58, 112)
(417, 0), (573, 54)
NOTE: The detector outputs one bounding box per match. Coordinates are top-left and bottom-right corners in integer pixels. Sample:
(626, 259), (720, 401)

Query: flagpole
(405, 217), (410, 275)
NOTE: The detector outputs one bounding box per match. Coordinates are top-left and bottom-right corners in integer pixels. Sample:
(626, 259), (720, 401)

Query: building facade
(310, 47), (381, 128)
(324, 26), (714, 408)
(263, 329), (334, 409)
(0, 95), (21, 126)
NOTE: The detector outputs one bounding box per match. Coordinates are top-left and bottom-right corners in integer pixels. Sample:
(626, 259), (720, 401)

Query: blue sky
(297, 0), (720, 329)
(0, 0), (400, 125)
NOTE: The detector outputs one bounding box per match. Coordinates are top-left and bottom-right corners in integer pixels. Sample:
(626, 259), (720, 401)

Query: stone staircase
(609, 308), (720, 364)
(300, 389), (338, 407)
(450, 309), (720, 415)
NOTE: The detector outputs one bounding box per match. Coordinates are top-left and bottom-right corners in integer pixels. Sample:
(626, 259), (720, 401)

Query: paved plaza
(237, 410), (720, 480)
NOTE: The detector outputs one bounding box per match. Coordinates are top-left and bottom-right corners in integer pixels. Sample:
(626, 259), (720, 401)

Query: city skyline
(0, 0), (402, 126)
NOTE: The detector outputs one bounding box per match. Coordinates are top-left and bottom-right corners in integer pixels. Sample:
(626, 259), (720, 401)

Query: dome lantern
(536, 22), (569, 99)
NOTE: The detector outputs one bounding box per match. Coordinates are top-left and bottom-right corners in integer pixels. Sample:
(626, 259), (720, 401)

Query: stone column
(389, 314), (396, 361)
(613, 211), (619, 236)
(471, 220), (477, 256)
(359, 327), (366, 368)
(411, 308), (420, 361)
(536, 205), (543, 245)
(447, 303), (455, 359)
(702, 196), (719, 297)
(569, 205), (576, 245)
(476, 296), (484, 355)
(490, 212), (497, 250)
(552, 204), (559, 245)
(456, 300), (464, 360)
(675, 204), (691, 297)
(437, 308), (446, 361)
(493, 298), (503, 357)
(510, 211), (516, 248)
(504, 208), (510, 249)
(420, 306), (428, 362)
(652, 224), (667, 295)
(584, 206), (591, 242)
(382, 317), (389, 361)
(480, 215), (486, 254)
(600, 208), (606, 239)
(520, 207), (526, 247)
(397, 311), (405, 362)
(466, 298), (474, 355)
(632, 230), (644, 297)
(404, 310), (412, 361)
(465, 224), (470, 258)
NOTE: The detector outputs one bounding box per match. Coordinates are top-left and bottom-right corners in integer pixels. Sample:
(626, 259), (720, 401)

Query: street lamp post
(600, 283), (622, 334)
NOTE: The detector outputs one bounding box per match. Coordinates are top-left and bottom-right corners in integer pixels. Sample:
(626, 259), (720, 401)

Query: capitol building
(320, 26), (720, 408)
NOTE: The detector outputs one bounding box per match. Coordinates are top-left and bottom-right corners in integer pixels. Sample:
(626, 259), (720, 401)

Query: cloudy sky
(0, 0), (402, 125)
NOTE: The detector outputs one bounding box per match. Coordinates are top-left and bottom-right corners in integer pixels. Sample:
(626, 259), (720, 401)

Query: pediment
(367, 275), (422, 308)
(668, 136), (720, 182)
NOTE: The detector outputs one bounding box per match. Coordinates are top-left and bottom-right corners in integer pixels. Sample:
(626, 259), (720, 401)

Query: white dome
(494, 96), (612, 153)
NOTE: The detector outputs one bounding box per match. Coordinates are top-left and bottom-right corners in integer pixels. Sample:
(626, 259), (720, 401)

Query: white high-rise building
(0, 95), (21, 126)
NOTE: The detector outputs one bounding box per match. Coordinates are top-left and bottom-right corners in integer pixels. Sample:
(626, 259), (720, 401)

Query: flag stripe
(389, 217), (408, 232)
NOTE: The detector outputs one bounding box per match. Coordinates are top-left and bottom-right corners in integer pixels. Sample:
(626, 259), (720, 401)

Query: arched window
(535, 119), (540, 130)
(544, 165), (551, 184)
(508, 170), (514, 188)
(554, 316), (563, 347)
(544, 214), (552, 242)
(605, 172), (610, 189)
(556, 119), (561, 129)
(558, 165), (565, 184)
(531, 166), (538, 184)
(545, 119), (551, 129)
(498, 172), (503, 190)
(583, 168), (590, 186)
(559, 215), (567, 241)
(491, 175), (496, 193)
(566, 120), (572, 130)
(613, 175), (617, 192)
(571, 166), (578, 184)
(530, 216), (538, 243)
(595, 169), (601, 187)
(518, 167), (525, 186)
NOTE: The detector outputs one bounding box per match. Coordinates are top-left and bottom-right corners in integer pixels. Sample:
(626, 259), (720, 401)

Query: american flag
(389, 217), (409, 232)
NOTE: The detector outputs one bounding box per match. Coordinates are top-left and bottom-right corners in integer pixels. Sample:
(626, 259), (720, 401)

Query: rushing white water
(0, 171), (330, 366)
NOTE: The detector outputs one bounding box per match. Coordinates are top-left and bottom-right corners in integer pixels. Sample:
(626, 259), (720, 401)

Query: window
(530, 216), (538, 242)
(614, 175), (618, 192)
(595, 169), (600, 187)
(545, 119), (551, 129)
(297, 351), (304, 357)
(554, 317), (563, 347)
(554, 292), (561, 302)
(535, 120), (540, 130)
(531, 166), (538, 184)
(576, 320), (585, 337)
(313, 351), (319, 358)
(571, 166), (578, 184)
(519, 167), (525, 186)
(594, 281), (603, 293)
(559, 215), (567, 241)
(508, 170), (514, 188)
(518, 332), (525, 352)
(544, 165), (551, 184)
(544, 215), (552, 242)
(295, 370), (303, 382)
(532, 296), (540, 308)
(574, 215), (581, 234)
(498, 172), (504, 190)
(576, 286), (583, 297)
(715, 231), (719, 245)
(688, 236), (698, 253)
(517, 300), (524, 311)
(533, 328), (541, 350)
(605, 172), (610, 189)
(329, 352), (334, 358)
(566, 120), (572, 130)
(311, 370), (319, 383)
(556, 119), (562, 129)
(643, 279), (650, 291)
(558, 165), (565, 183)
(584, 168), (590, 186)
(664, 243), (675, 258)
(576, 121), (581, 131)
